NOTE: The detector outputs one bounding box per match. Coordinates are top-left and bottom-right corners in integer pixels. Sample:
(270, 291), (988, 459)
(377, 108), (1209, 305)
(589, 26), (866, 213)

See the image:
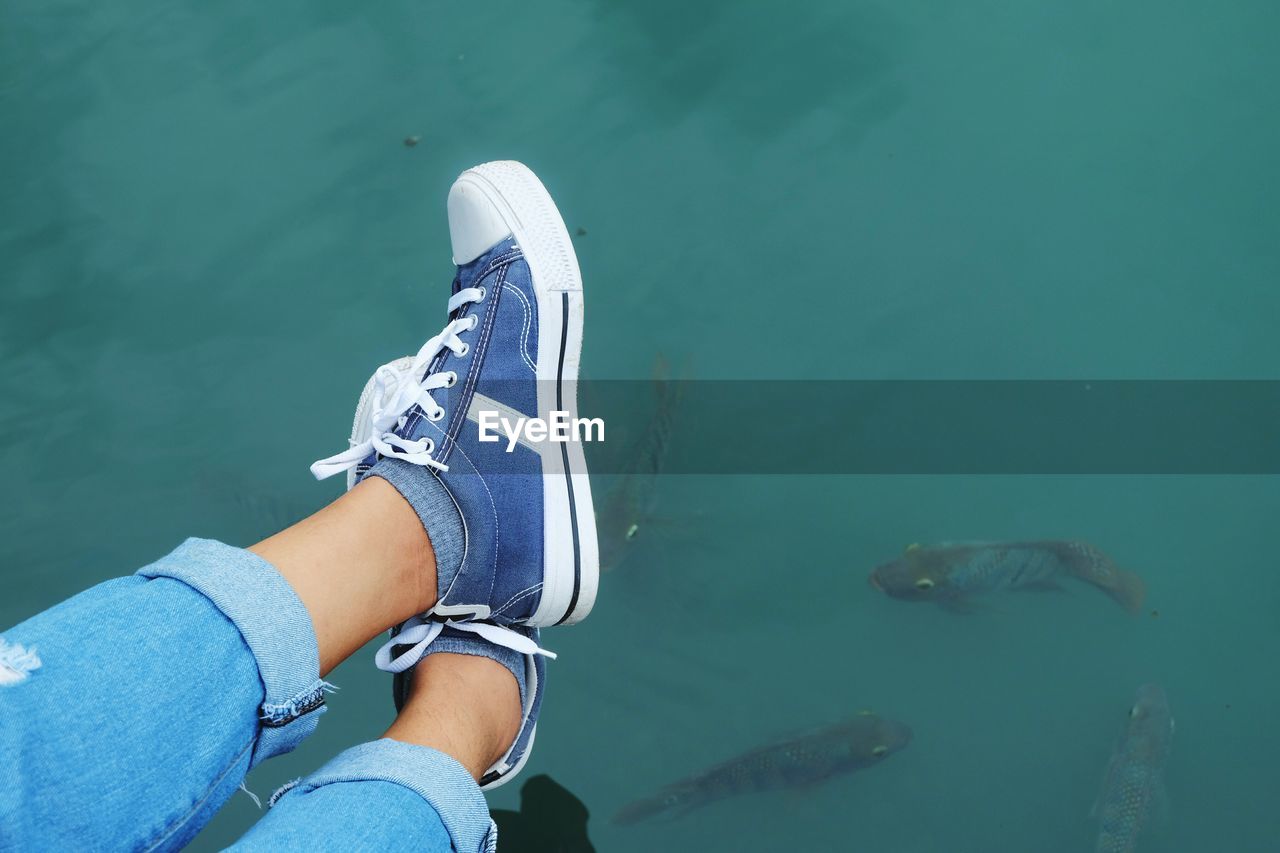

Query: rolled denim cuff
(272, 739), (497, 853)
(137, 537), (324, 767)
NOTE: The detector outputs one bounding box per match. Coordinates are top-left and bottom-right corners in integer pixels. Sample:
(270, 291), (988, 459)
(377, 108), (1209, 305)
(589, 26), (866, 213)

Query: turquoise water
(3, 1), (1278, 850)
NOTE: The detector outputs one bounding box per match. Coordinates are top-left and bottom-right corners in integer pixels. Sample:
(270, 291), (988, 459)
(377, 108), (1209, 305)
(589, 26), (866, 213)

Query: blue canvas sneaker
(312, 160), (599, 629)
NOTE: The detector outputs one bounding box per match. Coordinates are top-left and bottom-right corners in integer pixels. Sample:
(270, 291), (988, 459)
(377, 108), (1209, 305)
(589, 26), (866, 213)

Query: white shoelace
(375, 615), (556, 674)
(310, 286), (486, 480)
(309, 286), (554, 669)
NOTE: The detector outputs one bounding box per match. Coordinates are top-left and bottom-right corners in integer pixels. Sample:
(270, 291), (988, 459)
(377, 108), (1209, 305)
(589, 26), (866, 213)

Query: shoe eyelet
(477, 286), (487, 301)
(428, 408), (446, 423)
(467, 315), (480, 331)
(457, 342), (470, 357)
(444, 371), (458, 388)
(422, 439), (435, 453)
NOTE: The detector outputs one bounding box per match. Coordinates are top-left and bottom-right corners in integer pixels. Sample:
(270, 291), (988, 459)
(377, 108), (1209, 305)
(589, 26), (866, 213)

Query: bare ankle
(383, 652), (522, 781)
(250, 476), (439, 675)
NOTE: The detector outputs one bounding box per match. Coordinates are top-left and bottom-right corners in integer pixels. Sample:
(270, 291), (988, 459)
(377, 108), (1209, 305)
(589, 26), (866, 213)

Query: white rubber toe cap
(447, 173), (513, 265)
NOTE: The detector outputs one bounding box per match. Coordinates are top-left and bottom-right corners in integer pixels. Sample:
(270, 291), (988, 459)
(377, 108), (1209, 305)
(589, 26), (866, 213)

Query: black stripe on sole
(554, 292), (582, 626)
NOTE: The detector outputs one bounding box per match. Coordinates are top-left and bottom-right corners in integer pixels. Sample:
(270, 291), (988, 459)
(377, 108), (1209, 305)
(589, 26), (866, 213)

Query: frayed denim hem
(138, 538), (325, 766)
(267, 778), (303, 808)
(259, 679), (337, 727)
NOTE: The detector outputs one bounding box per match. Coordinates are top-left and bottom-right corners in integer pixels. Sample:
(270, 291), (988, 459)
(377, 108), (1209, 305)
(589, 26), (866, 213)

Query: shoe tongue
(378, 356), (418, 400)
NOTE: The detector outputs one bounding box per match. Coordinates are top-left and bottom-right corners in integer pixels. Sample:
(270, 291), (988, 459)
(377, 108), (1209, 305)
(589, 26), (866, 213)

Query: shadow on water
(491, 774), (596, 853)
(577, 0), (906, 141)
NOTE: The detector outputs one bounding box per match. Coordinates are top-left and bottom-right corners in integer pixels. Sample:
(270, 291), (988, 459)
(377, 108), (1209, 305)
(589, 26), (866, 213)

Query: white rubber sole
(451, 161), (599, 627)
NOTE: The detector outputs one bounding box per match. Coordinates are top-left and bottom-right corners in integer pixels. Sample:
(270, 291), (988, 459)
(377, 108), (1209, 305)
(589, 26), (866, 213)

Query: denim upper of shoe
(358, 238), (547, 625)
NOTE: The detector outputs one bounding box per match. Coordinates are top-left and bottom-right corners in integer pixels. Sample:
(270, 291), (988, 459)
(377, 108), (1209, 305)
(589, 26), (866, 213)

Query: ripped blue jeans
(0, 538), (497, 852)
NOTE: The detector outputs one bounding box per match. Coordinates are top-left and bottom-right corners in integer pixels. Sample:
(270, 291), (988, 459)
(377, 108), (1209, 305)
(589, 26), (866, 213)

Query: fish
(612, 713), (912, 825)
(1093, 684), (1174, 853)
(596, 355), (679, 571)
(868, 540), (1146, 613)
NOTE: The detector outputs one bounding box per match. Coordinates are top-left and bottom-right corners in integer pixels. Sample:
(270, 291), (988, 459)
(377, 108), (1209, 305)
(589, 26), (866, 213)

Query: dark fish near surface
(612, 713), (912, 825)
(868, 540), (1146, 613)
(597, 355), (679, 572)
(1093, 684), (1174, 853)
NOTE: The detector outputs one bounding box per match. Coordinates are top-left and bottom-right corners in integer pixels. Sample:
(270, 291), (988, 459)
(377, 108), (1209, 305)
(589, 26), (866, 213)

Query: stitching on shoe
(387, 417), (475, 605)
(433, 471), (471, 604)
(440, 438), (499, 605)
(491, 582), (543, 617)
(404, 244), (520, 463)
(402, 405), (423, 439)
(442, 263), (507, 463)
(501, 282), (538, 373)
(479, 248), (522, 278)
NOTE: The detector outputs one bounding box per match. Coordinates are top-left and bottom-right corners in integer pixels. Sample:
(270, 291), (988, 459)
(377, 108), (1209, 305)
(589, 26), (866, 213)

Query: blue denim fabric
(366, 238), (548, 625)
(231, 740), (497, 853)
(0, 540), (495, 851)
(138, 538), (326, 765)
(0, 570), (270, 850)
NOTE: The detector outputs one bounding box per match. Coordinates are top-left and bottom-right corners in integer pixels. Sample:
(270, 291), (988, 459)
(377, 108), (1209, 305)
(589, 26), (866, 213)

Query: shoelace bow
(310, 286), (486, 480)
(375, 615), (556, 673)
(309, 284), (555, 671)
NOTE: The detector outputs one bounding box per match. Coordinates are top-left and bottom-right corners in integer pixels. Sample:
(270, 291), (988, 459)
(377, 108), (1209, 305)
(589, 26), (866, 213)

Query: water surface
(3, 1), (1277, 850)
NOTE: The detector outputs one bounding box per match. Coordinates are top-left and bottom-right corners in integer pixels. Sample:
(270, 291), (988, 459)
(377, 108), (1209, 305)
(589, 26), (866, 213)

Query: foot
(380, 621), (545, 788)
